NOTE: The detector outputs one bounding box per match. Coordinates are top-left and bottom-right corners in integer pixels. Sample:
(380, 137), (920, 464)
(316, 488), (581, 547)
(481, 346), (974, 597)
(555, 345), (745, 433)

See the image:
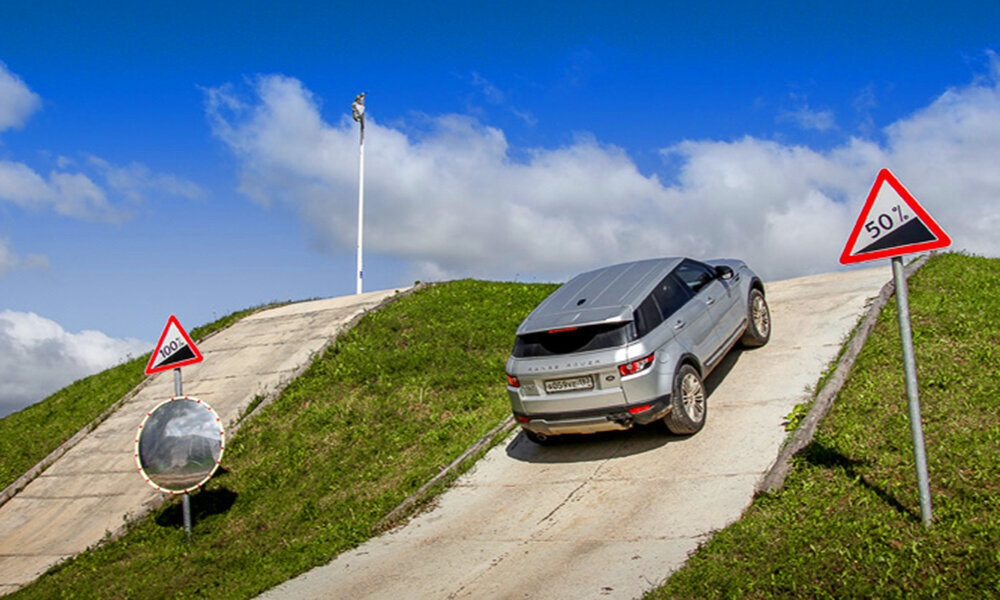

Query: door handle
(706, 296), (716, 305)
(673, 320), (686, 330)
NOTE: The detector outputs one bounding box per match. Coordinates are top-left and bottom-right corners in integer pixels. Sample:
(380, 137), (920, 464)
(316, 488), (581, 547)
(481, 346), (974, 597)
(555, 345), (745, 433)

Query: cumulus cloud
(205, 57), (1000, 283)
(0, 310), (149, 417)
(0, 61), (41, 132)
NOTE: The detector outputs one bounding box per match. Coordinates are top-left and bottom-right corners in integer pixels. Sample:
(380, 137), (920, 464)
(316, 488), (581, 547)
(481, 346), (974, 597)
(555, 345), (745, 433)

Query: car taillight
(628, 404), (653, 414)
(515, 414), (530, 423)
(619, 353), (654, 377)
(506, 374), (520, 387)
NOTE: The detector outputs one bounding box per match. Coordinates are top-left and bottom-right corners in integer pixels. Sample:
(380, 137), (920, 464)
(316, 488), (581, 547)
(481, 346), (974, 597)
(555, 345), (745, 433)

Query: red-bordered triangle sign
(840, 168), (951, 265)
(145, 315), (204, 375)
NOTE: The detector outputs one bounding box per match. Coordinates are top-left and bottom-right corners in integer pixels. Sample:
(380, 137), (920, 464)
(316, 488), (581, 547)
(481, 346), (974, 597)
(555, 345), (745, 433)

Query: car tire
(740, 288), (771, 348)
(663, 364), (707, 435)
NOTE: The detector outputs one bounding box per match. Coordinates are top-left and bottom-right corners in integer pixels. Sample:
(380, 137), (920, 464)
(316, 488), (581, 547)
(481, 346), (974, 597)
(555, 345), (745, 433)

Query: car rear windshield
(512, 322), (634, 357)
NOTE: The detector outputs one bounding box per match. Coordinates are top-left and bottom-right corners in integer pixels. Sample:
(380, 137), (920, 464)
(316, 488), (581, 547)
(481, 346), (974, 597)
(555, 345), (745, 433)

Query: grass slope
(10, 280), (556, 599)
(0, 304), (281, 493)
(651, 253), (1000, 598)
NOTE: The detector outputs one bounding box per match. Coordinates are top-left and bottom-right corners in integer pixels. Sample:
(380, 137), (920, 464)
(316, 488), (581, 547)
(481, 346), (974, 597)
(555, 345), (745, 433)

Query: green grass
(650, 252), (1000, 598)
(10, 279), (556, 600)
(0, 304), (284, 493)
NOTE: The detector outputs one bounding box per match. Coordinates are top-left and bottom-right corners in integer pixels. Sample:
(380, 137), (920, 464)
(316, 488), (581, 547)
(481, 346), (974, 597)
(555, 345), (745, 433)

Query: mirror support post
(182, 493), (192, 539)
(174, 367), (192, 539)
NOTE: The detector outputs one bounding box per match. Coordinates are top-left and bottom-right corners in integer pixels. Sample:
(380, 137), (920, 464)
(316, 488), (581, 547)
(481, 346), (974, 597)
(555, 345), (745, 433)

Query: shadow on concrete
(505, 423), (681, 464)
(801, 441), (917, 521)
(704, 346), (744, 395)
(156, 488), (239, 529)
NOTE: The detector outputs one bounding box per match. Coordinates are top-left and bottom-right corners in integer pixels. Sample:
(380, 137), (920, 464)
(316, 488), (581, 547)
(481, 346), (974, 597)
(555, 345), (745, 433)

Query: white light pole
(351, 92), (366, 294)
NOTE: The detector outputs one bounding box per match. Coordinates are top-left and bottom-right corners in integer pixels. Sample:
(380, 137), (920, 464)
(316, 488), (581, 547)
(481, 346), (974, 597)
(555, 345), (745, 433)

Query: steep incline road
(0, 288), (406, 596)
(261, 266), (891, 599)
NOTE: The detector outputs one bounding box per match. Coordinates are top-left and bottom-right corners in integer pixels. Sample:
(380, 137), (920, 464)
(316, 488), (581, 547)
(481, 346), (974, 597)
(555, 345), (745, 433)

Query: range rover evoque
(505, 257), (770, 444)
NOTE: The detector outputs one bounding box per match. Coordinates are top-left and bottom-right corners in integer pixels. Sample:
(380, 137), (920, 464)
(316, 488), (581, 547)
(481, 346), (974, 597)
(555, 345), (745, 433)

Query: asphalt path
(0, 288), (406, 596)
(260, 265), (893, 600)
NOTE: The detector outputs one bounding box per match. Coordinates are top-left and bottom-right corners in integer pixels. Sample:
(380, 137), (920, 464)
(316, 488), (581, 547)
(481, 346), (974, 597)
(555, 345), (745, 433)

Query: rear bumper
(513, 394), (671, 436)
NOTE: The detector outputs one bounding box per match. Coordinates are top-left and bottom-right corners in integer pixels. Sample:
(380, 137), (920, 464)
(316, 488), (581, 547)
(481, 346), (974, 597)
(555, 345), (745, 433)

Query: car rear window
(513, 322), (634, 357)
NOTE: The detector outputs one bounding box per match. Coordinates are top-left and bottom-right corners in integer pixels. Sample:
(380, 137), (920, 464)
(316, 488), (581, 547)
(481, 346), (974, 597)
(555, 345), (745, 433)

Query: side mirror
(715, 265), (734, 280)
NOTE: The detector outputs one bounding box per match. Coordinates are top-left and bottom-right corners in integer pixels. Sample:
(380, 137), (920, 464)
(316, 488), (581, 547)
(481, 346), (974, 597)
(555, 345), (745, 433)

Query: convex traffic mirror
(135, 396), (225, 494)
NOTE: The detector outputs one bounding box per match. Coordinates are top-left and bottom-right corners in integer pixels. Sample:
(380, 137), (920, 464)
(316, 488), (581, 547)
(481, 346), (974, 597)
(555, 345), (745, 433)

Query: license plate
(544, 375), (594, 394)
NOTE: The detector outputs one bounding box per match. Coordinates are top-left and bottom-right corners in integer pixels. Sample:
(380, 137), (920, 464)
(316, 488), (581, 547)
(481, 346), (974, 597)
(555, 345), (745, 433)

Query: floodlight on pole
(352, 92), (366, 294)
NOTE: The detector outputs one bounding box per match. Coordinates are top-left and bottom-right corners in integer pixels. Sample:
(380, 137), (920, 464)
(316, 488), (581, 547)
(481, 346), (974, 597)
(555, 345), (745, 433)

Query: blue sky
(2, 0), (999, 414)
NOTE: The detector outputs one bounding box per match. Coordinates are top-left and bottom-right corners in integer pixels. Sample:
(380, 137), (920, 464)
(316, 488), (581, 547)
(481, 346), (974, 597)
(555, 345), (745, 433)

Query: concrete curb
(0, 378), (149, 510)
(378, 415), (517, 530)
(757, 254), (931, 494)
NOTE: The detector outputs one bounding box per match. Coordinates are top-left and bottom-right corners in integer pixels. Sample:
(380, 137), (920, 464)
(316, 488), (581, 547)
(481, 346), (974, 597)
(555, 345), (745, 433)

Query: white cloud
(0, 64), (203, 229)
(0, 237), (48, 276)
(0, 310), (149, 417)
(779, 105), (837, 132)
(470, 72), (506, 104)
(0, 61), (41, 132)
(205, 58), (1000, 284)
(0, 159), (120, 221)
(466, 72), (538, 126)
(0, 238), (18, 275)
(0, 156), (205, 223)
(86, 155), (205, 201)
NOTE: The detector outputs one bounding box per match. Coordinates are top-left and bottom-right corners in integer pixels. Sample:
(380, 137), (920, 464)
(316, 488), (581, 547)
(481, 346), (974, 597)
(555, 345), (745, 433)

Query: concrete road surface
(260, 266), (892, 600)
(0, 288), (406, 596)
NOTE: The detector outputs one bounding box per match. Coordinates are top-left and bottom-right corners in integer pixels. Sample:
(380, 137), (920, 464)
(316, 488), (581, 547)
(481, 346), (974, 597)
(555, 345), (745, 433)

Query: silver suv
(505, 257), (769, 444)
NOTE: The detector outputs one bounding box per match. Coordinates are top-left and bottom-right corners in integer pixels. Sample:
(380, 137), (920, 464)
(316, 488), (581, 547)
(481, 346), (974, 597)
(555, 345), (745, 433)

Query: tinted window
(675, 260), (717, 294)
(513, 322), (634, 357)
(652, 274), (693, 319)
(633, 295), (662, 338)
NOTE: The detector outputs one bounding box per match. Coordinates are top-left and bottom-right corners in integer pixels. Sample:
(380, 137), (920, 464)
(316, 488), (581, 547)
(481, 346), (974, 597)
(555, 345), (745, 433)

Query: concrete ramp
(0, 288), (407, 595)
(259, 266), (892, 600)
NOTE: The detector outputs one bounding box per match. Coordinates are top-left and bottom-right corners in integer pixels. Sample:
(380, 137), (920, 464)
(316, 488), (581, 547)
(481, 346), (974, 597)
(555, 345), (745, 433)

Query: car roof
(516, 257), (685, 335)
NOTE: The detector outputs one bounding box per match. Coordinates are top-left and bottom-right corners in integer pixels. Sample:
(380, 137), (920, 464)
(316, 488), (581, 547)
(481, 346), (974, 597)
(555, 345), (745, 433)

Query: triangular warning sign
(840, 169), (951, 264)
(145, 315), (204, 375)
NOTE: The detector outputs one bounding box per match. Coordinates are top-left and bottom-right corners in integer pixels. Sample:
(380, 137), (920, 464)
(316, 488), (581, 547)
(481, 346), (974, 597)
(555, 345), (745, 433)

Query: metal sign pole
(174, 366), (193, 539)
(352, 93), (366, 295)
(355, 111), (365, 294)
(891, 256), (933, 526)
